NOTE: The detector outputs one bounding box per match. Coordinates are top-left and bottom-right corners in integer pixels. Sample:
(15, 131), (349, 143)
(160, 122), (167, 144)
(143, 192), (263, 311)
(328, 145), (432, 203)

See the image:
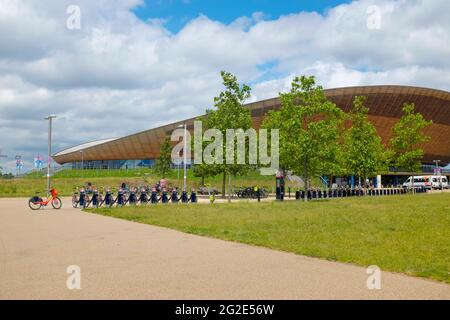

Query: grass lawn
(0, 176), (146, 197)
(0, 168), (313, 197)
(89, 193), (450, 283)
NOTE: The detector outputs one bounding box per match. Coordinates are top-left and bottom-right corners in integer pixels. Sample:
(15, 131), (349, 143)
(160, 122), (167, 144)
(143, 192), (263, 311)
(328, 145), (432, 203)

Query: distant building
(53, 85), (450, 184)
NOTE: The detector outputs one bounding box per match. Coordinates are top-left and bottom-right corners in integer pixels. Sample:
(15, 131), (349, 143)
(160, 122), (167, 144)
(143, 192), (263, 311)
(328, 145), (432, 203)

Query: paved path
(0, 197), (448, 299)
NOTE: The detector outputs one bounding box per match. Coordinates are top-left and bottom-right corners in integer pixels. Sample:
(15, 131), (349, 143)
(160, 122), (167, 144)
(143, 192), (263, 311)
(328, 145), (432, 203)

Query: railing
(388, 166), (450, 174)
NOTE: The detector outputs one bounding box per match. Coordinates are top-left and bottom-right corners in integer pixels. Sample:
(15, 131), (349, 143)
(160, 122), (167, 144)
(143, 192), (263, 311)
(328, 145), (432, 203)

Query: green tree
(154, 137), (172, 178)
(389, 103), (432, 192)
(343, 96), (388, 190)
(204, 71), (253, 197)
(192, 163), (218, 186)
(191, 116), (220, 186)
(263, 75), (344, 200)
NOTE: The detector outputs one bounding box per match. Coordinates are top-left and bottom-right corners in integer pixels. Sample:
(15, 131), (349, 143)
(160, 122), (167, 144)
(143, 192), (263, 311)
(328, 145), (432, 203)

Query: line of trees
(155, 72), (432, 197)
(263, 75), (431, 197)
(0, 166), (15, 179)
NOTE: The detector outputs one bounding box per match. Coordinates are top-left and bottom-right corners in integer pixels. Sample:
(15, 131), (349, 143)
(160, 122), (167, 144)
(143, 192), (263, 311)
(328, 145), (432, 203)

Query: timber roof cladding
(53, 85), (450, 166)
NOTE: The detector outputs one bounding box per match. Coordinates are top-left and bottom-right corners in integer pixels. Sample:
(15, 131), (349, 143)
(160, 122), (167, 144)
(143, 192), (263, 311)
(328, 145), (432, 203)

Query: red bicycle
(28, 188), (62, 210)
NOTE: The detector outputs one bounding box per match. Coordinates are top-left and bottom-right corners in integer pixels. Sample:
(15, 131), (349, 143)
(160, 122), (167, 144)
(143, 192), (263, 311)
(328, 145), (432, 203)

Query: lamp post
(80, 150), (84, 179)
(433, 159), (442, 190)
(0, 150), (7, 175)
(45, 115), (56, 196)
(183, 123), (187, 191)
(15, 155), (22, 177)
(177, 123), (187, 191)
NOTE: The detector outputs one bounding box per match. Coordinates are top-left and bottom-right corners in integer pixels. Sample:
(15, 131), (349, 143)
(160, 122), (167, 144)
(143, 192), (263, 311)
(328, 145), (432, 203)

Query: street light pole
(0, 150), (7, 175)
(45, 115), (56, 196)
(80, 150), (84, 179)
(183, 123), (187, 191)
(15, 155), (22, 177)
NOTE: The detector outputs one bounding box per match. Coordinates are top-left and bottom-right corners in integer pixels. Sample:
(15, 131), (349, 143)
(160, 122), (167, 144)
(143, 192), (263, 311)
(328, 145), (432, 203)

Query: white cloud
(0, 0), (449, 172)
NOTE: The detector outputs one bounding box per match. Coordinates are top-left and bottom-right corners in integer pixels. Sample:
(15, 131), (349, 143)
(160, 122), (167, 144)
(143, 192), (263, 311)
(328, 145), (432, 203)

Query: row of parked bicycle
(294, 186), (426, 200)
(196, 186), (270, 198)
(72, 186), (198, 208)
(233, 187), (269, 199)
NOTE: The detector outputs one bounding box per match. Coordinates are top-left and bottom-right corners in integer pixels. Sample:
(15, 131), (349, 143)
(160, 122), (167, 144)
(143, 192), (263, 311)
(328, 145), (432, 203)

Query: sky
(132, 0), (352, 33)
(0, 0), (449, 173)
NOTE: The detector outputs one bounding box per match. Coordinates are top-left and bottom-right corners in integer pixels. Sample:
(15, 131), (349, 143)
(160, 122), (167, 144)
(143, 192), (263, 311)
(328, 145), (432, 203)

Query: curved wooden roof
(53, 85), (450, 166)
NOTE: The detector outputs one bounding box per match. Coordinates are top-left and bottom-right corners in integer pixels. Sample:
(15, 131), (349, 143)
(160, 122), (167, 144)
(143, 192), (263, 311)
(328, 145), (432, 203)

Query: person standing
(209, 191), (215, 204)
(254, 186), (261, 202)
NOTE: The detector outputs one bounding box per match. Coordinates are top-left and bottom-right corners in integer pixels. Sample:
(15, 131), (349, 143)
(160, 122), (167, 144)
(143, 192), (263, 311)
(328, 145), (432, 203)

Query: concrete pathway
(0, 197), (448, 299)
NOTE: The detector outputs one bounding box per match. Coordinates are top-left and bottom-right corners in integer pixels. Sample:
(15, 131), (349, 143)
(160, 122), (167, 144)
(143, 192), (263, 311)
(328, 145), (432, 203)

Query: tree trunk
(228, 173), (231, 203)
(364, 176), (367, 195)
(304, 177), (308, 202)
(222, 170), (226, 198)
(304, 159), (308, 202)
(201, 175), (205, 186)
(412, 173), (415, 194)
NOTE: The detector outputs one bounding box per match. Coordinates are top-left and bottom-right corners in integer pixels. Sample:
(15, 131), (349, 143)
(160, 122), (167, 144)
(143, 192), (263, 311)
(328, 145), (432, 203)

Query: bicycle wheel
(28, 197), (42, 210)
(82, 196), (90, 208)
(52, 197), (62, 209)
(97, 196), (103, 208)
(72, 195), (79, 208)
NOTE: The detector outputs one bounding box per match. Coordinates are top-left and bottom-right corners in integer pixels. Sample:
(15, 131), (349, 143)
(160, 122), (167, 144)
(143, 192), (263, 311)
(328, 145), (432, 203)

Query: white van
(402, 175), (448, 189)
(430, 176), (449, 189)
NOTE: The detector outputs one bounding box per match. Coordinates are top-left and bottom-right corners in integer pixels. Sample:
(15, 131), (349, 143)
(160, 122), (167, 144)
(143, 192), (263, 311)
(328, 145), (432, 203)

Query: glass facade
(389, 164), (450, 174)
(61, 159), (193, 170)
(62, 159), (155, 170)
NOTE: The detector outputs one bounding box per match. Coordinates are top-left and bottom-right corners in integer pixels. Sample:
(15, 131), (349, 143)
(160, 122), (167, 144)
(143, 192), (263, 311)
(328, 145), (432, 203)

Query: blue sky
(1, 0), (450, 173)
(133, 0), (351, 32)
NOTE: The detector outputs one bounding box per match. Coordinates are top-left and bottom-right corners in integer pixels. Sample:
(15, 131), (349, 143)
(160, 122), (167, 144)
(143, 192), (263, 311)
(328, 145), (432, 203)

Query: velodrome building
(53, 85), (450, 181)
